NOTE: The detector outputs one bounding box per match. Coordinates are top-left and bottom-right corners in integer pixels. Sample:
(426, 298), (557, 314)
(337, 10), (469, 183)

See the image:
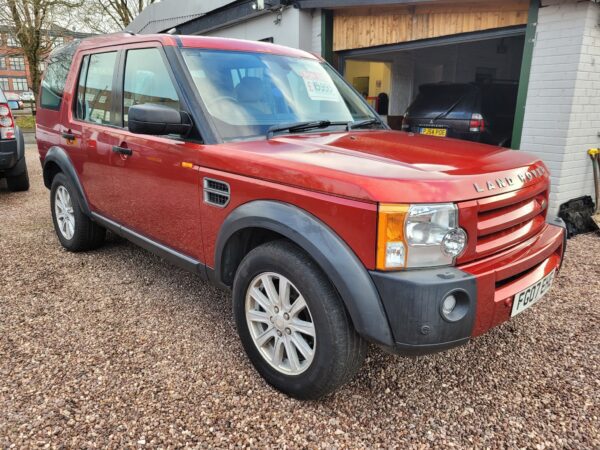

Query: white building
(129, 0), (600, 219)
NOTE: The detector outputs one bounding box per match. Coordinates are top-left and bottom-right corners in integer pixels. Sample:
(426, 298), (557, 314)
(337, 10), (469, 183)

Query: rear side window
(75, 52), (118, 125)
(40, 41), (78, 110)
(122, 48), (180, 127)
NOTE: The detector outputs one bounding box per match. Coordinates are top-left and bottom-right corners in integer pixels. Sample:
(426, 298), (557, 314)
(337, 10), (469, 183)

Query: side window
(40, 41), (78, 110)
(123, 48), (180, 127)
(75, 51), (117, 125)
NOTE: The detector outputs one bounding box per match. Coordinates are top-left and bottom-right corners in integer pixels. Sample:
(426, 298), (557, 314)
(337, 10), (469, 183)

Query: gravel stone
(1, 146), (599, 448)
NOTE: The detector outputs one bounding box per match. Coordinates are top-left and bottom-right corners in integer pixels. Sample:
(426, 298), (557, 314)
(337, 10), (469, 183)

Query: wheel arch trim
(15, 126), (25, 161)
(215, 200), (394, 346)
(43, 146), (91, 216)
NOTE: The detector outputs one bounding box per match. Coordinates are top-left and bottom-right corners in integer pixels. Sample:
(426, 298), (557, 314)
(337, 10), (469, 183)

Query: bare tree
(83, 0), (157, 33)
(0, 0), (84, 96)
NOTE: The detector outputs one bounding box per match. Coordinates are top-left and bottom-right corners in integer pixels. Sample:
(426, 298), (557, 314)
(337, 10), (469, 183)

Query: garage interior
(328, 0), (531, 144)
(343, 33), (525, 123)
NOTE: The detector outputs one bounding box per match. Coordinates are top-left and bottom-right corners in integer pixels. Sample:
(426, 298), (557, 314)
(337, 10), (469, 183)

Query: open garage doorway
(340, 29), (526, 148)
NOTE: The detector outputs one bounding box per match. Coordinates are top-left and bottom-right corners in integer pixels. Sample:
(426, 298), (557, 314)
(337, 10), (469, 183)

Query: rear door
(68, 49), (121, 215)
(105, 44), (204, 261)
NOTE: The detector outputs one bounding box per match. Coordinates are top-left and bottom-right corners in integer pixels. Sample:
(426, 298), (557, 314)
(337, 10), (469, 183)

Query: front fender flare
(43, 146), (91, 216)
(215, 200), (394, 347)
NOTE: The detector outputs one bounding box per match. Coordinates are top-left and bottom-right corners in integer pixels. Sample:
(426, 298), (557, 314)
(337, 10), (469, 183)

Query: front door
(107, 46), (204, 261)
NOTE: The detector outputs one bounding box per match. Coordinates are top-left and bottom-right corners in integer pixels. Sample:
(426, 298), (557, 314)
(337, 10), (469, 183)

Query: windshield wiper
(267, 120), (331, 139)
(267, 120), (350, 139)
(348, 118), (385, 130)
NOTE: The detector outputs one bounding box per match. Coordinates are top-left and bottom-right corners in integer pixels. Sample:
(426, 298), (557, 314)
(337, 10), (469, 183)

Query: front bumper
(0, 138), (18, 171)
(369, 219), (566, 355)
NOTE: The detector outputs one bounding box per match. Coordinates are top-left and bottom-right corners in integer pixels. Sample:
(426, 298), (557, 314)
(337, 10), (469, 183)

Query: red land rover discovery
(36, 34), (566, 399)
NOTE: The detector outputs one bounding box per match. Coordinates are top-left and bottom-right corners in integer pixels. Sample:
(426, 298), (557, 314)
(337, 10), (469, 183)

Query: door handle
(112, 145), (132, 156)
(62, 132), (76, 140)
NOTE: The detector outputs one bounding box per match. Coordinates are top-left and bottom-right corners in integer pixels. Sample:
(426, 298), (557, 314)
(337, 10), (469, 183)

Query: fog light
(442, 228), (467, 257)
(440, 290), (469, 322)
(442, 294), (457, 316)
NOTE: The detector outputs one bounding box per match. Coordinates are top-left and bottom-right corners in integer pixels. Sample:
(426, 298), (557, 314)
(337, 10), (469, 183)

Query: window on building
(39, 61), (47, 73)
(0, 56), (6, 70)
(7, 35), (19, 47)
(40, 41), (78, 110)
(12, 77), (28, 91)
(0, 77), (9, 91)
(122, 48), (180, 128)
(75, 51), (118, 123)
(9, 56), (25, 71)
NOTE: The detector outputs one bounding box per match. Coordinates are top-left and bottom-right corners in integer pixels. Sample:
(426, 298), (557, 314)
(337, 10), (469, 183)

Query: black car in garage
(0, 88), (29, 191)
(402, 82), (519, 147)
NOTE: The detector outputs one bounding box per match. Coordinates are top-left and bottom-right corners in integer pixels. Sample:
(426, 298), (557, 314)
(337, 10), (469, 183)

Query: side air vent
(203, 178), (230, 207)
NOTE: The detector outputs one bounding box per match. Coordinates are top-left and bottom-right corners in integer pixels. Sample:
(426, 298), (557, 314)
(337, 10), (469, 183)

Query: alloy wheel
(245, 272), (316, 375)
(54, 185), (75, 240)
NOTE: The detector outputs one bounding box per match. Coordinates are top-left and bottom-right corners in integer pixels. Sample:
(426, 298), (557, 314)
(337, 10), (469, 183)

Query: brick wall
(0, 32), (77, 93)
(0, 42), (32, 93)
(521, 0), (600, 215)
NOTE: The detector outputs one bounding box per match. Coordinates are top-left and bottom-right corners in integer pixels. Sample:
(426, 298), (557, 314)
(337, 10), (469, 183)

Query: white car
(20, 91), (34, 102)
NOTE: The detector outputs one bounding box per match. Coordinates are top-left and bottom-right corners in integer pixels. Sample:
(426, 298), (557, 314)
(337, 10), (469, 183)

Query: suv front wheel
(233, 240), (367, 399)
(50, 173), (106, 251)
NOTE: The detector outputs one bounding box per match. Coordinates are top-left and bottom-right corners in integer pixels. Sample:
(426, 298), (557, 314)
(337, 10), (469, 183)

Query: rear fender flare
(15, 127), (25, 160)
(215, 200), (394, 346)
(43, 146), (91, 216)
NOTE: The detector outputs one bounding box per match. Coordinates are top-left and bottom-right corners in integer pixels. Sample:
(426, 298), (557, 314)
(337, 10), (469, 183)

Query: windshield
(181, 49), (378, 141)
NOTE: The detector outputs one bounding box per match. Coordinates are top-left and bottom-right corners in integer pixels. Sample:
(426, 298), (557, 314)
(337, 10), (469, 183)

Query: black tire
(6, 158), (29, 191)
(233, 240), (367, 400)
(50, 172), (105, 252)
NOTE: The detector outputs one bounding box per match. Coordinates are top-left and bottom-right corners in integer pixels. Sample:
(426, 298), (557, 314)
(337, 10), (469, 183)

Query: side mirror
(128, 103), (192, 136)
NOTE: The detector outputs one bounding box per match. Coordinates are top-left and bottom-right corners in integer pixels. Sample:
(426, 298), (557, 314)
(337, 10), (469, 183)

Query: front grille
(472, 181), (548, 259)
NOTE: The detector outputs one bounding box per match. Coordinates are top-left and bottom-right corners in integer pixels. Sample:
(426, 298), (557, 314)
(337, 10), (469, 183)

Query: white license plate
(511, 270), (555, 317)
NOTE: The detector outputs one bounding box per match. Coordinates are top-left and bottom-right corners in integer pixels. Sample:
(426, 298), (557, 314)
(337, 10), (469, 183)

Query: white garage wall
(520, 0), (600, 215)
(202, 6), (321, 53)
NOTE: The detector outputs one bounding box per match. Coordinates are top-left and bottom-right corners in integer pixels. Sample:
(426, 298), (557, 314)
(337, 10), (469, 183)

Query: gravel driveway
(1, 145), (599, 448)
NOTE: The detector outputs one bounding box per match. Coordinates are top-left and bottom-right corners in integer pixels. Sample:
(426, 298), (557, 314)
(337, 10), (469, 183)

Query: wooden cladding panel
(333, 1), (529, 51)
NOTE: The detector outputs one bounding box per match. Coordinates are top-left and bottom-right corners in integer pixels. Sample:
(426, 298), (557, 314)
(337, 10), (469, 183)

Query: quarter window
(75, 51), (117, 125)
(40, 41), (78, 110)
(122, 48), (180, 127)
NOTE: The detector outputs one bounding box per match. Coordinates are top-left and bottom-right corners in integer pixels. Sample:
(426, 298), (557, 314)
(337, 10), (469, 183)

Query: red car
(36, 34), (566, 399)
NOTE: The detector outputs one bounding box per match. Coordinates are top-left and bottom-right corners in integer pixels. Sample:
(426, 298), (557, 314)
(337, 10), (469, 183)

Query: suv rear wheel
(233, 240), (367, 399)
(50, 173), (105, 251)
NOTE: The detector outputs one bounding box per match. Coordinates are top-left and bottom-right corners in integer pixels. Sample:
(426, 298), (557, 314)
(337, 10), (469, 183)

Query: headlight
(376, 203), (467, 270)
